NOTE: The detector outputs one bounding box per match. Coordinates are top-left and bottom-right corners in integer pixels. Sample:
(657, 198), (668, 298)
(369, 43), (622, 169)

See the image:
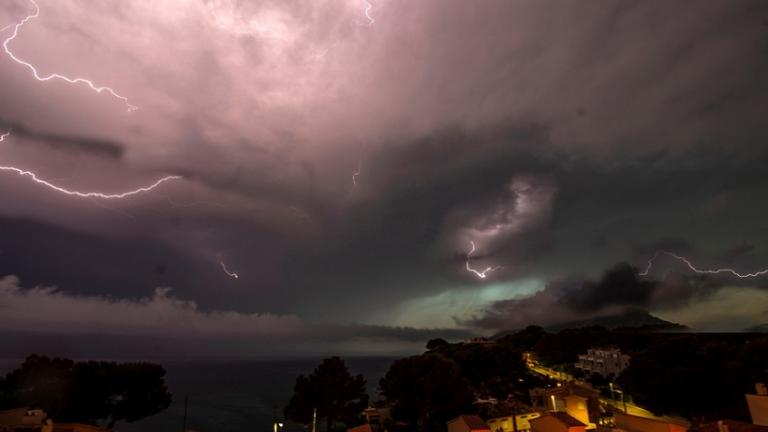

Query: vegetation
(284, 357), (369, 432)
(379, 339), (552, 431)
(618, 335), (768, 424)
(498, 326), (768, 424)
(288, 327), (768, 432)
(0, 355), (172, 428)
(380, 353), (474, 432)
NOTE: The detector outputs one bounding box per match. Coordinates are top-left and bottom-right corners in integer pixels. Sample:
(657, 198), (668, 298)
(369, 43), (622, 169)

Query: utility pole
(511, 404), (519, 432)
(181, 395), (188, 432)
(312, 407), (317, 432)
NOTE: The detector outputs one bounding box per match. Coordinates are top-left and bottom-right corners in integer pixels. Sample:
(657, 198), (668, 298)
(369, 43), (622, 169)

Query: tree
(0, 355), (76, 420)
(379, 353), (474, 432)
(0, 355), (172, 428)
(618, 336), (768, 424)
(496, 325), (546, 350)
(426, 338), (449, 351)
(285, 357), (369, 432)
(101, 361), (174, 428)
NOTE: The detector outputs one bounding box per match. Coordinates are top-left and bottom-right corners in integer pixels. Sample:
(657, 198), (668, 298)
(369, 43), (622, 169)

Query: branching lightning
(3, 0), (137, 112)
(0, 166), (180, 199)
(465, 241), (502, 279)
(640, 251), (768, 278)
(220, 260), (239, 279)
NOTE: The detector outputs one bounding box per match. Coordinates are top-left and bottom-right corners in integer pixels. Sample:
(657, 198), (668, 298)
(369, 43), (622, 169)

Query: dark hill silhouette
(492, 310), (687, 339)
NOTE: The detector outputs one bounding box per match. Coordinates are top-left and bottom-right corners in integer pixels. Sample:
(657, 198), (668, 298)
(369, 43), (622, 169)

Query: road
(528, 363), (574, 382)
(526, 361), (688, 425)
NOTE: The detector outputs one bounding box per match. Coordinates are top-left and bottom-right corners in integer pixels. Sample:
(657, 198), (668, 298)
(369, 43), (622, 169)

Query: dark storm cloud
(632, 238), (695, 258)
(466, 263), (647, 329)
(0, 118), (124, 159)
(720, 243), (756, 261)
(0, 275), (473, 356)
(1, 0), (768, 344)
(467, 262), (732, 330)
(649, 272), (723, 310)
(0, 216), (227, 306)
(275, 124), (562, 321)
(562, 264), (657, 312)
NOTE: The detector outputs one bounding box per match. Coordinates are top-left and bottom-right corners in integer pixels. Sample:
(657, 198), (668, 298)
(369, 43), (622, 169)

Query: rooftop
(692, 420), (768, 432)
(532, 412), (586, 427)
(450, 415), (491, 430)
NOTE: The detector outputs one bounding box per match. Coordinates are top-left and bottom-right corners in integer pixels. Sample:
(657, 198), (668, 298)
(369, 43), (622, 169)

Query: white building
(575, 347), (630, 378)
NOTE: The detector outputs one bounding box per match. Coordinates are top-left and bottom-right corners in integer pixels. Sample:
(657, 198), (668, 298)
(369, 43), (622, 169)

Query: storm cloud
(0, 275), (473, 357)
(1, 0), (768, 353)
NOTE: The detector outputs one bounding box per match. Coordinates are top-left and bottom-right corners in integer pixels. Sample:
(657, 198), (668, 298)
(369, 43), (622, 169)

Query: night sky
(1, 0), (768, 356)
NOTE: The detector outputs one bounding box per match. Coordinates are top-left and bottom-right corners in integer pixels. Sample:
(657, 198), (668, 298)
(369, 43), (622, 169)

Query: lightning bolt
(0, 166), (180, 199)
(640, 251), (768, 278)
(3, 0), (137, 112)
(352, 159), (361, 186)
(220, 260), (239, 279)
(361, 1), (375, 26)
(465, 240), (502, 279)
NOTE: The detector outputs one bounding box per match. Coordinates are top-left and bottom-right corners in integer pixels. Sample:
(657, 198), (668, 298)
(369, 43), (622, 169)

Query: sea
(0, 357), (396, 432)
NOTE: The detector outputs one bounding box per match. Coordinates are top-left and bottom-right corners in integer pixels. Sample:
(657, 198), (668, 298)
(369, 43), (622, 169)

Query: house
(487, 412), (542, 432)
(529, 412), (586, 432)
(691, 419), (768, 432)
(360, 406), (392, 431)
(746, 383), (768, 427)
(0, 407), (110, 432)
(348, 424), (375, 432)
(0, 407), (52, 432)
(448, 415), (491, 432)
(533, 383), (599, 428)
(612, 411), (688, 432)
(576, 348), (630, 379)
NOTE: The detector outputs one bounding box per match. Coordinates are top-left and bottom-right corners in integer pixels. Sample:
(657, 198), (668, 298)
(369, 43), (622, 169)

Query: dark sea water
(0, 357), (396, 432)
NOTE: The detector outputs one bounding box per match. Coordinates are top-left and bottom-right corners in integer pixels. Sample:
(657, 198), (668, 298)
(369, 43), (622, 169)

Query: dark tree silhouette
(439, 343), (534, 400)
(380, 353), (474, 432)
(496, 325), (546, 350)
(618, 336), (768, 424)
(0, 355), (172, 428)
(284, 357), (369, 432)
(426, 338), (449, 351)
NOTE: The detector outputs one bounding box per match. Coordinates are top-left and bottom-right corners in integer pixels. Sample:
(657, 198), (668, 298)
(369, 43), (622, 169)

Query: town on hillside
(285, 326), (768, 432)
